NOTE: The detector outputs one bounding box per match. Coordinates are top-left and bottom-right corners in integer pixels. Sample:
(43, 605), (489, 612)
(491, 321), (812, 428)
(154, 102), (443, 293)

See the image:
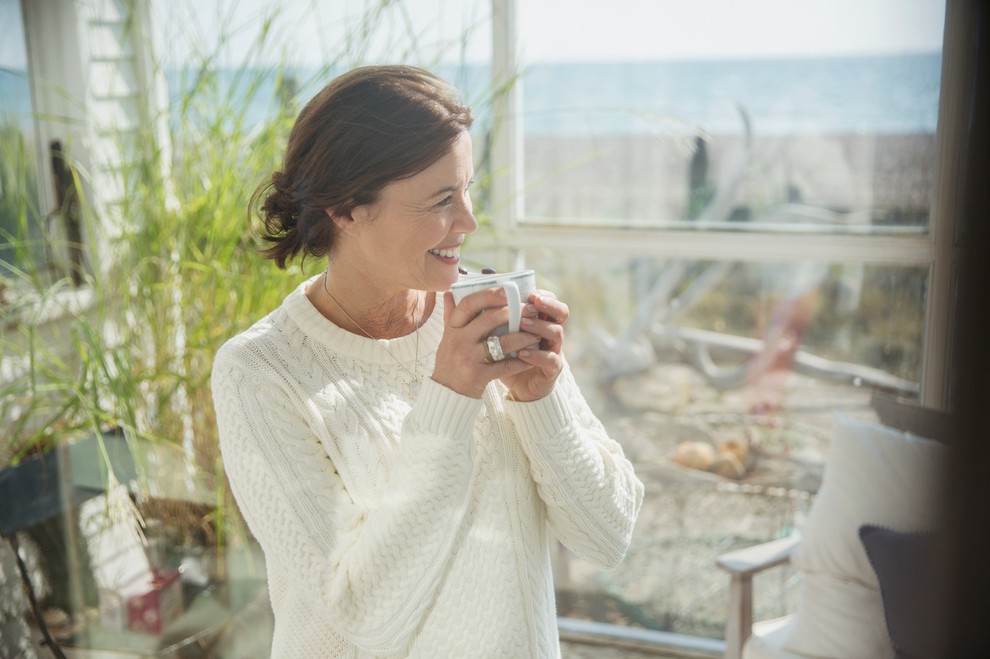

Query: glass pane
(518, 0), (944, 232)
(158, 0), (494, 210)
(7, 5), (495, 657)
(0, 0), (44, 282)
(159, 0), (491, 129)
(522, 247), (927, 636)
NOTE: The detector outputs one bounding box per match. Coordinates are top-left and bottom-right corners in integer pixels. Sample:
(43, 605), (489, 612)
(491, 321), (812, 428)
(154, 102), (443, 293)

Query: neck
(315, 270), (430, 339)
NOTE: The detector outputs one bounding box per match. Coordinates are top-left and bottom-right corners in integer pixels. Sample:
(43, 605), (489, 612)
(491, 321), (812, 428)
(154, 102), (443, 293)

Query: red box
(126, 569), (183, 635)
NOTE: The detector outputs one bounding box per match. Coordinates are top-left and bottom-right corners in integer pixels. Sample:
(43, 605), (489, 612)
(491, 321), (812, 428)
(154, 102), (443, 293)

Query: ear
(328, 201), (374, 232)
(327, 207), (354, 232)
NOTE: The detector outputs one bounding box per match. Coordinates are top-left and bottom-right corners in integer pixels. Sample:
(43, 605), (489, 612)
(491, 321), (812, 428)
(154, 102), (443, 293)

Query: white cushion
(781, 415), (947, 658)
(744, 616), (803, 659)
(786, 572), (890, 658)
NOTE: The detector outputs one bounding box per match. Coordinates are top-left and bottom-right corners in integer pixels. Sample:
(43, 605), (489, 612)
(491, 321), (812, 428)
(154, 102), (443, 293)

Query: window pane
(0, 0), (43, 282)
(518, 0), (944, 232)
(159, 0), (491, 127)
(159, 0), (493, 210)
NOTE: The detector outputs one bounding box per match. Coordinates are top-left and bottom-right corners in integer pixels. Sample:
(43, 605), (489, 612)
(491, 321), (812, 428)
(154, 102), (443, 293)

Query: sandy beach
(551, 357), (880, 642)
(522, 132), (936, 225)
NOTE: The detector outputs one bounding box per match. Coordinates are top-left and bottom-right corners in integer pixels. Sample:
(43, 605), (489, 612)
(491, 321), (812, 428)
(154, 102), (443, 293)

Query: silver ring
(484, 335), (505, 362)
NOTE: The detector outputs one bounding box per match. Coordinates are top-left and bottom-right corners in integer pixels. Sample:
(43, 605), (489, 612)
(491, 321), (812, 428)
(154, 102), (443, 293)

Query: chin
(426, 266), (460, 292)
(432, 279), (458, 293)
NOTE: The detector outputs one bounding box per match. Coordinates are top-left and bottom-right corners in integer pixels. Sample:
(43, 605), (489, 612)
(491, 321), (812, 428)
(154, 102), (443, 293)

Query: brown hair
(252, 65), (474, 268)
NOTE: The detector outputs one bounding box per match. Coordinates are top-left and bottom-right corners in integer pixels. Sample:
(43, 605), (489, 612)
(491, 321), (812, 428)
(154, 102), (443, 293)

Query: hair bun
(261, 170), (300, 223)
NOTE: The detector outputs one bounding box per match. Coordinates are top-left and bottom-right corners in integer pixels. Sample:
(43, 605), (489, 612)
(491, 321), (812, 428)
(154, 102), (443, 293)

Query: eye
(434, 179), (474, 209)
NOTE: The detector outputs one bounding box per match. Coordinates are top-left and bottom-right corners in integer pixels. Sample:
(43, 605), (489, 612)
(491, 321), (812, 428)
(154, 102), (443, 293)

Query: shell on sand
(709, 453), (747, 479)
(670, 441), (715, 471)
(716, 438), (749, 466)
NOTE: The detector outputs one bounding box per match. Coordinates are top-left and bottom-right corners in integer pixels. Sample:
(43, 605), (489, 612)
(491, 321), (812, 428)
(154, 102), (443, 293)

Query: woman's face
(343, 130), (477, 294)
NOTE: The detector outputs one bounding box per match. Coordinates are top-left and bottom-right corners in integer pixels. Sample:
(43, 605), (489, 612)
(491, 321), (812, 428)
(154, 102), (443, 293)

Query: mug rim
(451, 269), (535, 290)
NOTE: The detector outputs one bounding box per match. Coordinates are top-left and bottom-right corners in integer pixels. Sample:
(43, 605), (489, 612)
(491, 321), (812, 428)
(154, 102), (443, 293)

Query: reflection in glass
(523, 249), (927, 637)
(529, 252), (926, 402)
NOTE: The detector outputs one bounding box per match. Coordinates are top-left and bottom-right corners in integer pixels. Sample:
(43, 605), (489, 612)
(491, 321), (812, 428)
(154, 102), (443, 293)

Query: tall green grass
(1, 0), (509, 556)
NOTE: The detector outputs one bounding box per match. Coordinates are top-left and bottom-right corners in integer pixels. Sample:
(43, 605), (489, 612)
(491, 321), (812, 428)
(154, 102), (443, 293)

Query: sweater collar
(282, 276), (445, 364)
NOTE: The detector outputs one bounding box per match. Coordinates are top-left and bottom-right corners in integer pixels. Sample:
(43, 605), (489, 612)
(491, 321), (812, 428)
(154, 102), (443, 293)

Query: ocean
(1, 53), (941, 137)
(516, 54), (941, 136)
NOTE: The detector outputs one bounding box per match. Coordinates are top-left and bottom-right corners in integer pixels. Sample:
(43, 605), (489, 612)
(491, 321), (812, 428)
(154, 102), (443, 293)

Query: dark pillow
(859, 524), (948, 659)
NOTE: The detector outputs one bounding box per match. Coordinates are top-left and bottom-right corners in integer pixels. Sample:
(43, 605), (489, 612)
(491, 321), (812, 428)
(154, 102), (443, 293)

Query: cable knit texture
(211, 277), (644, 658)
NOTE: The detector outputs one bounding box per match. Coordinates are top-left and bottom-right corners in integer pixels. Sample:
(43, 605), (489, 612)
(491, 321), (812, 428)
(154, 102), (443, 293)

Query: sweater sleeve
(505, 363), (644, 569)
(212, 349), (480, 655)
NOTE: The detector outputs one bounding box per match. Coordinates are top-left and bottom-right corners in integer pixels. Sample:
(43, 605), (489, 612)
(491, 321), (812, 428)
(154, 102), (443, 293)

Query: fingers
(434, 291), (536, 399)
(518, 314), (565, 354)
(512, 346), (563, 371)
(498, 343), (563, 402)
(448, 287), (510, 328)
(453, 287), (566, 326)
(480, 289), (567, 356)
(529, 290), (569, 326)
(487, 352), (535, 377)
(451, 288), (532, 340)
(437, 285), (570, 400)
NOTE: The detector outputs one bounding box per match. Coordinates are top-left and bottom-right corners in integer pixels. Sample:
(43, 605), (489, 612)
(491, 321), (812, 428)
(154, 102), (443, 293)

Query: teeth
(429, 247), (459, 258)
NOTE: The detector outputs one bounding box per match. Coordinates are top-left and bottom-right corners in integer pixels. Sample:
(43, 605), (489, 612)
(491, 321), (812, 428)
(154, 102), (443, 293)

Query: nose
(455, 193), (478, 235)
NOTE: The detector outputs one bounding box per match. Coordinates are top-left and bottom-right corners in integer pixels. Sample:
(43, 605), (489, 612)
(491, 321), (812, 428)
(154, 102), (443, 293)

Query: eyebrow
(427, 177), (475, 200)
(427, 184), (459, 200)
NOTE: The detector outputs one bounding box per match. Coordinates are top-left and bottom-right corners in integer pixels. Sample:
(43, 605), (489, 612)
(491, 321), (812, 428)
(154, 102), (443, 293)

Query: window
(1, 0), (175, 296)
(483, 0), (949, 644)
(1, 0), (960, 654)
(517, 1), (942, 233)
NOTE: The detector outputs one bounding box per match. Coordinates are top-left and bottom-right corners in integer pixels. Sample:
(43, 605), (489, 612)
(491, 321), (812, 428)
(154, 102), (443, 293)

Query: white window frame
(16, 0), (170, 285)
(17, 0), (92, 284)
(487, 0), (959, 410)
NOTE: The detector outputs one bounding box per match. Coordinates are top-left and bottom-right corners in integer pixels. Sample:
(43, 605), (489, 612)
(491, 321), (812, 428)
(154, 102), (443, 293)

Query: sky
(1, 0), (947, 71)
(156, 0), (946, 68)
(519, 0), (946, 62)
(0, 0), (27, 70)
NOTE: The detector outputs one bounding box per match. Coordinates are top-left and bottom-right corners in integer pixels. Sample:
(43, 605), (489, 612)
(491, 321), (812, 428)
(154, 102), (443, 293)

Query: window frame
(19, 0), (97, 280)
(12, 0), (170, 289)
(486, 0), (957, 410)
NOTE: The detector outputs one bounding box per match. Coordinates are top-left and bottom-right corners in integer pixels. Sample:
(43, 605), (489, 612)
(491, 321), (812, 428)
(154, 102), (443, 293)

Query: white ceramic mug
(450, 269), (536, 337)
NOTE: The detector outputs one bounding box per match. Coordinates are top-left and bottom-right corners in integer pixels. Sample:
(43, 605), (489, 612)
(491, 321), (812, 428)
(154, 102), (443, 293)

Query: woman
(212, 65), (643, 658)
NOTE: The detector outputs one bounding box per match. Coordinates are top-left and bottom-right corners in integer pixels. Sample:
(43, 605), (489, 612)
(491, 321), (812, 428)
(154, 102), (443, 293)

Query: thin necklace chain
(322, 271), (422, 383)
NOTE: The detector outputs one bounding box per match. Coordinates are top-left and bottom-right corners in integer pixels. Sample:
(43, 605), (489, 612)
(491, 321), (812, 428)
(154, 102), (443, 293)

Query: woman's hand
(432, 288), (543, 399)
(498, 290), (568, 402)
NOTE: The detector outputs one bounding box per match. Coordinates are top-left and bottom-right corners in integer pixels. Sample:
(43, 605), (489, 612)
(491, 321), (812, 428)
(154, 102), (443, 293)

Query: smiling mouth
(428, 247), (460, 259)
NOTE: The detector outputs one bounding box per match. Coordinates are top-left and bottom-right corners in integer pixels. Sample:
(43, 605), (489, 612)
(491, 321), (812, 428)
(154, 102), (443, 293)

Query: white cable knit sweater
(211, 278), (644, 658)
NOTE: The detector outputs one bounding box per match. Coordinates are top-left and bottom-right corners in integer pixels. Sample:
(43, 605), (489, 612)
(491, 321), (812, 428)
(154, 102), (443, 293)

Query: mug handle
(502, 281), (521, 333)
